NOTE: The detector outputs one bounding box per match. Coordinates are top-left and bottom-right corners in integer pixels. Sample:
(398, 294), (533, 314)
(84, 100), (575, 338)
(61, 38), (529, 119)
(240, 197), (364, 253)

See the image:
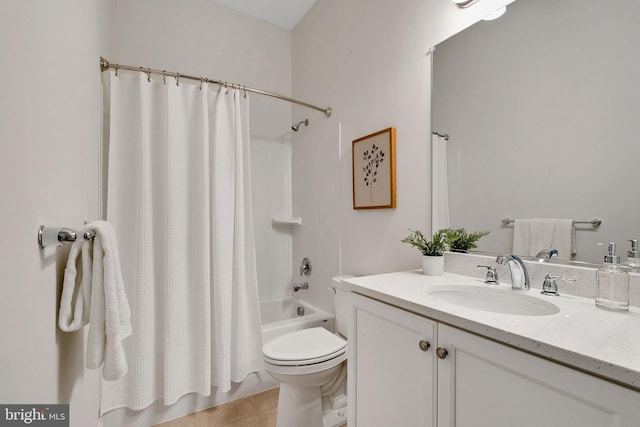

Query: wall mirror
(432, 0), (640, 265)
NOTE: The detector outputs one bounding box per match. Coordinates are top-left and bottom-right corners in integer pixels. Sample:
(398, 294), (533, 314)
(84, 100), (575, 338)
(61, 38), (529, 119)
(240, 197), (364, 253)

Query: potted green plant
(401, 229), (448, 275)
(443, 228), (490, 253)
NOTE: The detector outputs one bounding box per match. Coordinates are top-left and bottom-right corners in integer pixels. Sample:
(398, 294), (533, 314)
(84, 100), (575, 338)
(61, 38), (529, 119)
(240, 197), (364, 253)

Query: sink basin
(424, 285), (560, 316)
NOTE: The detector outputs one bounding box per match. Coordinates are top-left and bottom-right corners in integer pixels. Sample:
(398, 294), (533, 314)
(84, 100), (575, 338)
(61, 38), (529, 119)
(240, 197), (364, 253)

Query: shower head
(291, 119), (309, 132)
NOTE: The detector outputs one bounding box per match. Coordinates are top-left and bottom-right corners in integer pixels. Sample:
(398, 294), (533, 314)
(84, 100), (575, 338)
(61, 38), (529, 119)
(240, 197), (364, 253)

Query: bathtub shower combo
(260, 296), (334, 343)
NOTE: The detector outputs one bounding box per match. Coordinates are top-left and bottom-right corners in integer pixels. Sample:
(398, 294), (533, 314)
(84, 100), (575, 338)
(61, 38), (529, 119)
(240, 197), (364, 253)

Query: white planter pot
(422, 255), (444, 276)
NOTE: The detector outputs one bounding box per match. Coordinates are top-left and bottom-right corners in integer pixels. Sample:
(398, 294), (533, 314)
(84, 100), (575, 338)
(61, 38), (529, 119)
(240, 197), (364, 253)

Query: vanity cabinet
(347, 292), (437, 426)
(348, 292), (640, 427)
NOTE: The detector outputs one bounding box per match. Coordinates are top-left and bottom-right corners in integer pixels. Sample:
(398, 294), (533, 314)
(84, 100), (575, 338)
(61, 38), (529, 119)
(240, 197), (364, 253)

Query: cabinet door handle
(436, 347), (449, 359)
(418, 340), (431, 352)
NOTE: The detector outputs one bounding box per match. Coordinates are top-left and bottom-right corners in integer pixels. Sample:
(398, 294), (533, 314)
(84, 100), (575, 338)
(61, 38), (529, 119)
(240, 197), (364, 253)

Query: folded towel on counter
(58, 220), (131, 380)
(512, 218), (575, 261)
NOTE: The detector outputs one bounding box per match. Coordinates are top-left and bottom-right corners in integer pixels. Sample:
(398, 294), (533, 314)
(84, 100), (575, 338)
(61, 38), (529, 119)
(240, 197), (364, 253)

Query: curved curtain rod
(99, 57), (333, 117)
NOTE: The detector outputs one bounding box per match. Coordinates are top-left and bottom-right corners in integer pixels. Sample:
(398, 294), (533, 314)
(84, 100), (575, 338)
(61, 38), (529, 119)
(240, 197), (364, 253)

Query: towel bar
(38, 225), (95, 249)
(501, 218), (602, 226)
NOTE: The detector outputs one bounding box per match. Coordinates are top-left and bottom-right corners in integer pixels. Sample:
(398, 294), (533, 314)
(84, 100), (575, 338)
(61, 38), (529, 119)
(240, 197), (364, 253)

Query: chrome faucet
(496, 255), (530, 290)
(293, 282), (309, 292)
(534, 249), (558, 262)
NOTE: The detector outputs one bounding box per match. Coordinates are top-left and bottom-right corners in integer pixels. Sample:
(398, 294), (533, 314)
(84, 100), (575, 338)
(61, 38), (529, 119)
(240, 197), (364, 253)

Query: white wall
(0, 1), (106, 426)
(292, 0), (516, 313)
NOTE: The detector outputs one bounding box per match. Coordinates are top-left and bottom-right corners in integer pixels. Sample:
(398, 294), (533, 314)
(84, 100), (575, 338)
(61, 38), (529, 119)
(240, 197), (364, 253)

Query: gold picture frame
(352, 127), (396, 209)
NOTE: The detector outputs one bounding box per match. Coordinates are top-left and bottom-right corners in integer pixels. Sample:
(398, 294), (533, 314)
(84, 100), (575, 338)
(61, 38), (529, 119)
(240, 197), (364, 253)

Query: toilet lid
(263, 327), (346, 362)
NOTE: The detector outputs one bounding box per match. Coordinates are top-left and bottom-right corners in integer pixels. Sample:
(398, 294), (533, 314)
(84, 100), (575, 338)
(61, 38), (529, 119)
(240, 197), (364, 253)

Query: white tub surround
(343, 271), (640, 391)
(260, 297), (334, 343)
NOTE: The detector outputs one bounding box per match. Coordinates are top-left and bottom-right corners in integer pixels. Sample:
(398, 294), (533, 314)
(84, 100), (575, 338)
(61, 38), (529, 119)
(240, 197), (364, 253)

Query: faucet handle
(541, 273), (575, 296)
(300, 257), (312, 276)
(477, 265), (499, 285)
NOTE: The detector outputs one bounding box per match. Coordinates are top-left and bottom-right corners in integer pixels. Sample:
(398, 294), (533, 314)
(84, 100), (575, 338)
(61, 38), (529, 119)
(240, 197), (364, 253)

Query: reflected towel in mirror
(513, 218), (575, 260)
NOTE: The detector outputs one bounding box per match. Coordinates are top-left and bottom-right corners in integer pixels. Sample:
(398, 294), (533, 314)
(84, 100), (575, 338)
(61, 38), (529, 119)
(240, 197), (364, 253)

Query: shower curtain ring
(114, 64), (119, 77)
(139, 67), (149, 82)
(243, 86), (247, 98)
(176, 73), (180, 87)
(162, 71), (166, 85)
(199, 77), (204, 90)
(139, 67), (150, 82)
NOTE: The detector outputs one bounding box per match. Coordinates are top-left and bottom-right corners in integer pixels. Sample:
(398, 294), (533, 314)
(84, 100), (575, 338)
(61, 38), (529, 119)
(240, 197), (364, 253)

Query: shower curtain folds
(101, 70), (263, 415)
(431, 133), (450, 233)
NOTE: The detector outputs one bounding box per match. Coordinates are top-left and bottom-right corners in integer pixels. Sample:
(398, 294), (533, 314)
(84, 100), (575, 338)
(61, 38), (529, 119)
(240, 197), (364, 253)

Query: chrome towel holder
(501, 217), (602, 226)
(38, 225), (95, 250)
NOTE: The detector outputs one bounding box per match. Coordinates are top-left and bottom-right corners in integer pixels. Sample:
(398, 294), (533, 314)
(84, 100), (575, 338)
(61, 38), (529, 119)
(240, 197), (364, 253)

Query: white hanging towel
(551, 219), (576, 260)
(512, 218), (575, 260)
(58, 239), (92, 332)
(58, 220), (132, 380)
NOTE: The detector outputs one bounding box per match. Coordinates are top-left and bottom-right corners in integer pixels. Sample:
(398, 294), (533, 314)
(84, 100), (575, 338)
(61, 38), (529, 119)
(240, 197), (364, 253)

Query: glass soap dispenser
(624, 239), (640, 269)
(595, 242), (629, 312)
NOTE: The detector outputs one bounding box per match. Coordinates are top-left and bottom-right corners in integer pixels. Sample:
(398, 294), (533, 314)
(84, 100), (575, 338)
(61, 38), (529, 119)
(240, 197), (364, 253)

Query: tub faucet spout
(534, 249), (558, 262)
(293, 282), (309, 292)
(496, 255), (530, 290)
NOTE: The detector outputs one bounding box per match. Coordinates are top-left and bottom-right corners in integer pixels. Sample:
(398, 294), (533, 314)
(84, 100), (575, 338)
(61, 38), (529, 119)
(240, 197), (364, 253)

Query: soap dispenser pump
(595, 242), (629, 311)
(624, 239), (640, 269)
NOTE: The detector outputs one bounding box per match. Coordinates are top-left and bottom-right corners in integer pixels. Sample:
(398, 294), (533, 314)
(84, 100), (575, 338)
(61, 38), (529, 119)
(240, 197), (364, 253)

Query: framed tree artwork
(352, 127), (396, 209)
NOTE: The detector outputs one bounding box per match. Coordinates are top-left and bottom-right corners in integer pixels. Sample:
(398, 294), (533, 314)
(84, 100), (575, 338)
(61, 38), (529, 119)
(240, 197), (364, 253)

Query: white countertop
(343, 271), (640, 391)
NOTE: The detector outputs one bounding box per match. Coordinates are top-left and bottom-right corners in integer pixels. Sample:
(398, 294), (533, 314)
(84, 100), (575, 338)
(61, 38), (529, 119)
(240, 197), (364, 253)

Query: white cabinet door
(437, 323), (640, 427)
(348, 293), (437, 427)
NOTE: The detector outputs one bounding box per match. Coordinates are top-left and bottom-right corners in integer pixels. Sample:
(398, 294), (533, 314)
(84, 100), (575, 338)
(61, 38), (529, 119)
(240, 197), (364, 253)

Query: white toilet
(263, 276), (352, 427)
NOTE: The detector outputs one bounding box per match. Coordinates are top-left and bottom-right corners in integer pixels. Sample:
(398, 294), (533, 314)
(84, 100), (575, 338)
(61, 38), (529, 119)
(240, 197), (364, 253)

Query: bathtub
(260, 296), (334, 343)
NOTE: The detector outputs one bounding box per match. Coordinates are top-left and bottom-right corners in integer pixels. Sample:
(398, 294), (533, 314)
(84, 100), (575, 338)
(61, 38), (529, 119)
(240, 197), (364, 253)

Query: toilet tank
(332, 275), (355, 338)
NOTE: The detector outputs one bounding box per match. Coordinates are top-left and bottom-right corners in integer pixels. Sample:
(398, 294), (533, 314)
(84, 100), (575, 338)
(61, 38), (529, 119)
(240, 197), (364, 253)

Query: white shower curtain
(431, 133), (450, 233)
(101, 70), (262, 415)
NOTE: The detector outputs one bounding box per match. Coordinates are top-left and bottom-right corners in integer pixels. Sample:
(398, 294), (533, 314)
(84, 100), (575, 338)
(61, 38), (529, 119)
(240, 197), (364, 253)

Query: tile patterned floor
(153, 387), (347, 427)
(153, 387), (278, 427)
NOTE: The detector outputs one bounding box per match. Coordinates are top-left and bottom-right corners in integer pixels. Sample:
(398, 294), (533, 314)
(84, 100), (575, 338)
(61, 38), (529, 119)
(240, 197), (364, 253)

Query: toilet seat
(263, 350), (347, 377)
(264, 346), (346, 366)
(263, 327), (347, 366)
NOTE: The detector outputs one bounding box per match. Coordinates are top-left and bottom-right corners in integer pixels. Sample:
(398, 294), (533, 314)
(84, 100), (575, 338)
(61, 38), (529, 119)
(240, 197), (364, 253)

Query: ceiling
(210, 0), (317, 30)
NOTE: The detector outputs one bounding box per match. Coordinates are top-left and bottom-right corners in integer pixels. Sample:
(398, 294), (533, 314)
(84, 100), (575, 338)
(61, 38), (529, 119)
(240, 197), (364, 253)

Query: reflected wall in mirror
(432, 0), (640, 265)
